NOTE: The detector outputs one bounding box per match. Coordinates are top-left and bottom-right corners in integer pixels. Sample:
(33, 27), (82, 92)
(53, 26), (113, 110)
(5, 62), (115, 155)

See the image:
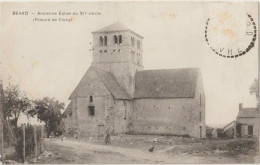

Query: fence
(15, 124), (44, 163)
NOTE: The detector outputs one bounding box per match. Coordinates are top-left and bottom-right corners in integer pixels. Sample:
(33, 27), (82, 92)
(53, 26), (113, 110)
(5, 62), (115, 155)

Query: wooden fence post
(22, 124), (25, 163)
(33, 125), (38, 163)
(1, 123), (4, 162)
(40, 126), (44, 153)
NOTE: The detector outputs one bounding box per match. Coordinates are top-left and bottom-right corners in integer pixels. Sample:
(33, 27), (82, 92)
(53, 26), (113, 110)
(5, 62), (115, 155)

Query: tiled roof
(93, 68), (131, 100)
(92, 22), (143, 38)
(237, 108), (259, 118)
(93, 22), (129, 33)
(69, 67), (131, 100)
(134, 68), (200, 99)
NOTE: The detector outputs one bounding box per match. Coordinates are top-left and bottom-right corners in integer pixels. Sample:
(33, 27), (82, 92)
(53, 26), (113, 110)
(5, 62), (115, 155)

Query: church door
(98, 124), (105, 137)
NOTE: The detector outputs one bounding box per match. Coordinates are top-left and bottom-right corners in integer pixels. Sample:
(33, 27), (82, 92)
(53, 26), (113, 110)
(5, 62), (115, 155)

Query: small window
(200, 94), (201, 107)
(119, 35), (122, 45)
(113, 49), (116, 52)
(88, 106), (95, 116)
(104, 36), (107, 46)
(104, 50), (107, 53)
(114, 35), (118, 45)
(69, 112), (72, 117)
(99, 50), (102, 53)
(118, 49), (121, 52)
(131, 37), (135, 46)
(90, 95), (93, 102)
(99, 36), (103, 46)
(248, 125), (253, 135)
(199, 112), (202, 121)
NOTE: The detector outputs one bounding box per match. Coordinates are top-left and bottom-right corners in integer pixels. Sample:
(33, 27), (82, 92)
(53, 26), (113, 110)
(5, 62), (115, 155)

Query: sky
(0, 1), (258, 127)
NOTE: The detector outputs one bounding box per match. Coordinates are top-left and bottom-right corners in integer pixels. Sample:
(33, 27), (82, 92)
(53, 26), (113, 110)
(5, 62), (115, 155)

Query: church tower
(91, 22), (144, 97)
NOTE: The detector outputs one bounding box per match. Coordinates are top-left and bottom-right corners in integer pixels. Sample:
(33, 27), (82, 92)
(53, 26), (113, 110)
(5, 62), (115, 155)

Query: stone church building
(62, 22), (206, 138)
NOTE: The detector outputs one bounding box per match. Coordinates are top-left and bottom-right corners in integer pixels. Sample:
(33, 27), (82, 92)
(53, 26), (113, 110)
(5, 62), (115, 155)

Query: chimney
(239, 103), (243, 111)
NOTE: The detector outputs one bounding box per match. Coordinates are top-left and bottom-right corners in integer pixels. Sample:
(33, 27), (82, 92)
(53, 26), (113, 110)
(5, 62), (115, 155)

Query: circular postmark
(205, 13), (257, 58)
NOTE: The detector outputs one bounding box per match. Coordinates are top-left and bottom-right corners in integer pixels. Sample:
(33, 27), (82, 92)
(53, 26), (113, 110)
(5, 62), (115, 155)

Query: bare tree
(249, 78), (259, 107)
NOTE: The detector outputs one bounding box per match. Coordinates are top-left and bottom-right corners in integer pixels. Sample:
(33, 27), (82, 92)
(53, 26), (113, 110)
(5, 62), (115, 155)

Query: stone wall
(194, 71), (206, 138)
(131, 72), (206, 138)
(237, 117), (259, 136)
(132, 98), (198, 137)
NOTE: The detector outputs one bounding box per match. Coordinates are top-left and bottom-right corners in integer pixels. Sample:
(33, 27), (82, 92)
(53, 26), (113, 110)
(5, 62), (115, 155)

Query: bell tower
(91, 22), (144, 97)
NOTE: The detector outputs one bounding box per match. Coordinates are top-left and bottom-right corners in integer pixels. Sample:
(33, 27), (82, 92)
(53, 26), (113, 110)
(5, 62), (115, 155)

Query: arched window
(90, 95), (93, 102)
(104, 36), (107, 46)
(114, 35), (118, 45)
(119, 35), (122, 45)
(131, 37), (135, 46)
(99, 36), (103, 46)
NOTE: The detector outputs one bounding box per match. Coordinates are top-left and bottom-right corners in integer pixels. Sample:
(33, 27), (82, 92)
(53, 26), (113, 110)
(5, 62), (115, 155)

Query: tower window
(99, 36), (103, 46)
(88, 106), (95, 116)
(119, 35), (122, 45)
(90, 95), (93, 102)
(131, 37), (135, 46)
(104, 36), (107, 46)
(199, 112), (202, 121)
(114, 35), (118, 45)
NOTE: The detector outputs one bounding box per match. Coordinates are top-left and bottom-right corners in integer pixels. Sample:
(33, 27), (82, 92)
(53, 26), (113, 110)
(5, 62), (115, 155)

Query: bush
(226, 139), (256, 154)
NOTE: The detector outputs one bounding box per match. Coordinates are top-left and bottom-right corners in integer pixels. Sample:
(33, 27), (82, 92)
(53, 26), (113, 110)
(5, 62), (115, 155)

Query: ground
(36, 134), (259, 164)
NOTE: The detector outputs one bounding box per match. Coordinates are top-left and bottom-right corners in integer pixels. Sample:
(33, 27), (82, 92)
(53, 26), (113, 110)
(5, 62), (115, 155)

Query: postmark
(205, 13), (257, 58)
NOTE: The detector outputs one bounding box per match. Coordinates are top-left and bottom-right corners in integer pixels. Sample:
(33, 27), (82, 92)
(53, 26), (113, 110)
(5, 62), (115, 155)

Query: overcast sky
(0, 1), (258, 127)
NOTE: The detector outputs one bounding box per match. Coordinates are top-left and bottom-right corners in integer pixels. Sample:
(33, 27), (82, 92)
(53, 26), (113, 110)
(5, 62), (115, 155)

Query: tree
(32, 97), (64, 138)
(3, 84), (31, 128)
(249, 78), (259, 106)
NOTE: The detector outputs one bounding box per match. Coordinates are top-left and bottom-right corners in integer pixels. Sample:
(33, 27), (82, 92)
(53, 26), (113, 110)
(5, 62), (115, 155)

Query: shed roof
(223, 120), (236, 131)
(237, 108), (259, 118)
(134, 68), (200, 99)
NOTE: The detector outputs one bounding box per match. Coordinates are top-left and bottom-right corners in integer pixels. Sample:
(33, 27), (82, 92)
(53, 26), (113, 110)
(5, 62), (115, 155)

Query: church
(62, 22), (206, 138)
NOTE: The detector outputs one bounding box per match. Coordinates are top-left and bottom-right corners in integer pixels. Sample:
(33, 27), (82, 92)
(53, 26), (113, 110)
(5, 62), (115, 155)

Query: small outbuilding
(236, 103), (259, 137)
(222, 120), (237, 138)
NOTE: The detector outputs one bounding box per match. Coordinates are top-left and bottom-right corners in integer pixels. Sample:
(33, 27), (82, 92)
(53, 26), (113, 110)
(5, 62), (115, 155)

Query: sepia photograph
(0, 1), (259, 164)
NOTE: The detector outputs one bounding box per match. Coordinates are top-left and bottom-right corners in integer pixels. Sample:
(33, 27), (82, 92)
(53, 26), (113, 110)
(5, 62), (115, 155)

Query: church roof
(93, 68), (132, 100)
(69, 67), (131, 100)
(92, 22), (143, 38)
(93, 22), (129, 33)
(134, 68), (200, 99)
(62, 102), (72, 118)
(237, 108), (259, 118)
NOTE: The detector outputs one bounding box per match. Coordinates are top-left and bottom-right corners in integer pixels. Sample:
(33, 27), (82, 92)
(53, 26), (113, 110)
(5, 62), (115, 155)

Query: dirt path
(44, 138), (255, 164)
